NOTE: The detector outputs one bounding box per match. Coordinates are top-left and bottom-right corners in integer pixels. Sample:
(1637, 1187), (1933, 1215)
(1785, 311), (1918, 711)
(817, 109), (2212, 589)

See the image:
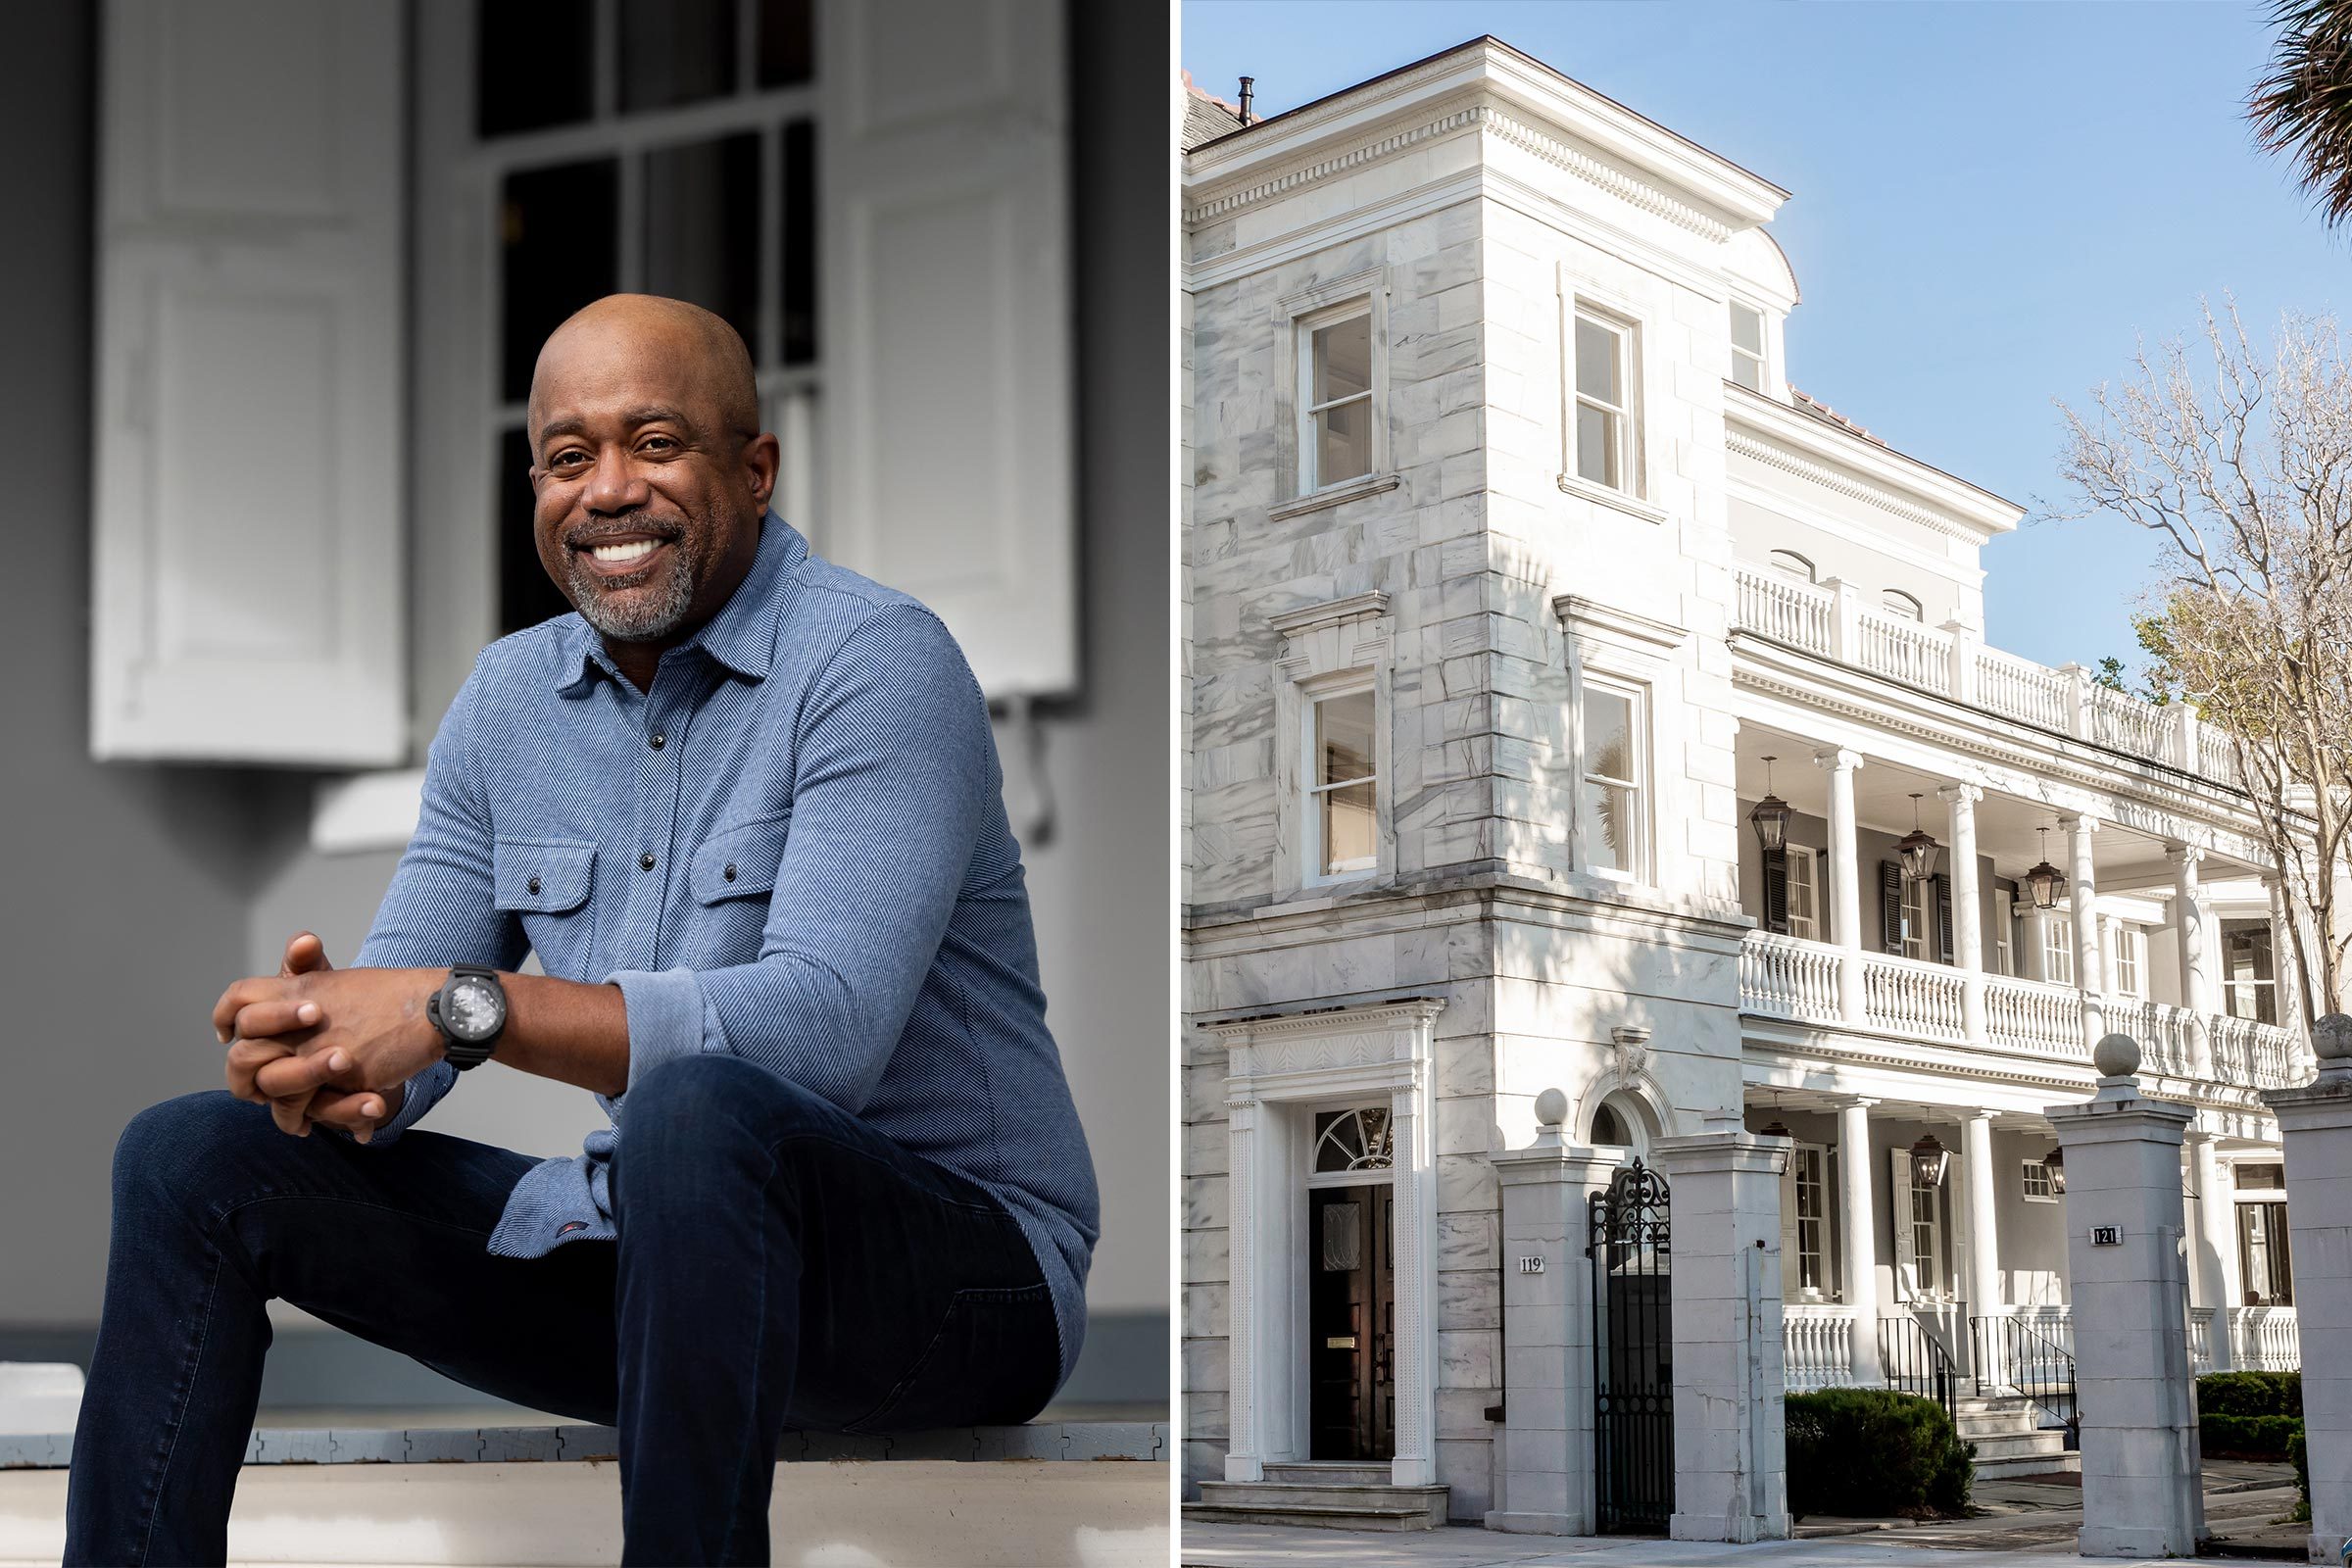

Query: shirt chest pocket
(690, 812), (790, 907)
(493, 838), (598, 976)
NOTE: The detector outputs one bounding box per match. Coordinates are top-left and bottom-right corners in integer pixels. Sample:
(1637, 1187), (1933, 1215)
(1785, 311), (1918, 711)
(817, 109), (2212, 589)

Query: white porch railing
(1740, 932), (1843, 1024)
(2103, 998), (2204, 1079)
(2210, 1014), (2308, 1092)
(1731, 564), (2241, 788)
(1860, 953), (1967, 1043)
(2189, 1306), (2215, 1374)
(1784, 1304), (1861, 1393)
(1983, 974), (2084, 1061)
(2228, 1305), (2301, 1371)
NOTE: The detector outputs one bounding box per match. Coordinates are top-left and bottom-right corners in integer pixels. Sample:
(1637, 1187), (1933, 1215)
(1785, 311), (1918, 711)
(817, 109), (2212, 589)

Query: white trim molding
(1204, 997), (1446, 1487)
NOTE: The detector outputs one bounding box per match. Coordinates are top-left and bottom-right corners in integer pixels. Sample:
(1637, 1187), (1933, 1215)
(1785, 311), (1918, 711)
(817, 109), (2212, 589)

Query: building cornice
(1184, 39), (1787, 240)
(1266, 589), (1391, 639)
(1725, 383), (2022, 543)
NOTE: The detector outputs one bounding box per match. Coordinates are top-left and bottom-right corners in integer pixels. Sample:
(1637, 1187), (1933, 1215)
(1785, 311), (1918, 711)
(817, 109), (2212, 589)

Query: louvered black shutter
(1881, 860), (1905, 954)
(1935, 872), (1955, 965)
(1763, 845), (1789, 934)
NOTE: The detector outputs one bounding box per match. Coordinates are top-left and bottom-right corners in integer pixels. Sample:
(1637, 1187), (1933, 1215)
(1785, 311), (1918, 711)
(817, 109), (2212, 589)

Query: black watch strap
(428, 962), (506, 1072)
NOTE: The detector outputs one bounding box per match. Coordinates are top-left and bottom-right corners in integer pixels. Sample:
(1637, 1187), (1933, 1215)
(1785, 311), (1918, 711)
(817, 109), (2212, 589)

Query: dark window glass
(618, 0), (737, 113)
(758, 0), (814, 86)
(477, 0), (595, 138)
(643, 133), (762, 359)
(782, 119), (816, 364)
(499, 429), (576, 635)
(501, 158), (620, 404)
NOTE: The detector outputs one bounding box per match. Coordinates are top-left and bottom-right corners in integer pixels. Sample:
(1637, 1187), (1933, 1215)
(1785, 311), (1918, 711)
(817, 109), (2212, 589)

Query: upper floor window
(1882, 589), (1925, 622)
(1769, 549), (1816, 583)
(1299, 306), (1375, 493)
(1785, 845), (1821, 941)
(2021, 1159), (2059, 1203)
(2113, 924), (2143, 997)
(1790, 1143), (1832, 1296)
(1899, 873), (1931, 961)
(1580, 679), (1646, 878)
(1573, 309), (1637, 493)
(1307, 685), (1378, 880)
(1729, 301), (1768, 393)
(2040, 912), (2075, 986)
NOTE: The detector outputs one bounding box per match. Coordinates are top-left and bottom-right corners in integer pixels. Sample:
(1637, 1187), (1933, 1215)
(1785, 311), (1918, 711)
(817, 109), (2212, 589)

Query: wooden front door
(1308, 1183), (1396, 1461)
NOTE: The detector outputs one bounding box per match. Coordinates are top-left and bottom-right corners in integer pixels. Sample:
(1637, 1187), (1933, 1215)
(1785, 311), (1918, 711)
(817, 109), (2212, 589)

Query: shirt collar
(554, 512), (805, 695)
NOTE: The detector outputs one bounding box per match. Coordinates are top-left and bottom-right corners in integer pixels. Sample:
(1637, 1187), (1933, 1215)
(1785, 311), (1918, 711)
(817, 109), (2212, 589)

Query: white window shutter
(91, 0), (407, 765)
(1888, 1146), (1918, 1302)
(820, 0), (1076, 699)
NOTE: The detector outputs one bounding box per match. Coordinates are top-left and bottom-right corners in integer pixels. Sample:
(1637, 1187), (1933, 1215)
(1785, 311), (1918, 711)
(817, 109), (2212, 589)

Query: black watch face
(445, 975), (507, 1043)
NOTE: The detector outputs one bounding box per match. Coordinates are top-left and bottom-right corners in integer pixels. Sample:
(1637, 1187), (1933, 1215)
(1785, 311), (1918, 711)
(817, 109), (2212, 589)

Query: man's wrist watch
(427, 963), (509, 1072)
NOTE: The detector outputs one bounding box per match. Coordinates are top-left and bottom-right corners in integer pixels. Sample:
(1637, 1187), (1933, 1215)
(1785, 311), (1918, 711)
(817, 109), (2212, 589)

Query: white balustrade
(1739, 932), (1844, 1024)
(1860, 953), (1967, 1042)
(1850, 609), (1953, 695)
(2189, 1306), (2215, 1374)
(1974, 648), (2072, 729)
(1983, 975), (2085, 1058)
(1783, 1304), (1861, 1393)
(2197, 724), (2240, 786)
(2107, 999), (2200, 1078)
(2086, 683), (2168, 758)
(1734, 567), (1835, 656)
(2227, 1305), (2301, 1372)
(2209, 1015), (2308, 1091)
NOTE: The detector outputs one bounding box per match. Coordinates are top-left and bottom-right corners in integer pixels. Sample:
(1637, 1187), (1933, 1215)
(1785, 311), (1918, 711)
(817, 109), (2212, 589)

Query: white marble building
(1179, 39), (2314, 1530)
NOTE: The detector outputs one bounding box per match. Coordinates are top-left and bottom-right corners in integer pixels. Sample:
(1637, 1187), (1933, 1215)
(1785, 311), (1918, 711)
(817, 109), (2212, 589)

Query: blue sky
(1181, 1), (2349, 673)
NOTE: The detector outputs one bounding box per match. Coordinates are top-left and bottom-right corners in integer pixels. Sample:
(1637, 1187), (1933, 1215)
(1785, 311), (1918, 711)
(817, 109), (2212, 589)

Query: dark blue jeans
(63, 1054), (1061, 1565)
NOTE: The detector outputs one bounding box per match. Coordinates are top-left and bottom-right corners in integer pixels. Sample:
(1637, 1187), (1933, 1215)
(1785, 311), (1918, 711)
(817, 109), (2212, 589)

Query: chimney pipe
(1238, 75), (1254, 124)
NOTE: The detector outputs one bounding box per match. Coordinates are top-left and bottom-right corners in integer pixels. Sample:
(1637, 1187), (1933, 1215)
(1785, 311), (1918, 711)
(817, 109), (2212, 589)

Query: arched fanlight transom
(1312, 1106), (1396, 1172)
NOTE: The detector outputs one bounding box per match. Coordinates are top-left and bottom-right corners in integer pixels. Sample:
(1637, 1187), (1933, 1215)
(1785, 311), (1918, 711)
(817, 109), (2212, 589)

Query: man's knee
(615, 1056), (841, 1204)
(111, 1091), (269, 1213)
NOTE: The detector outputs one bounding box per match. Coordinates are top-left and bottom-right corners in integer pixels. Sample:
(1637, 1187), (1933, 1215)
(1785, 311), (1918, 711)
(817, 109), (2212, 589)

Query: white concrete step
(1182, 1500), (1443, 1532)
(1261, 1460), (1392, 1486)
(0, 1421), (1168, 1566)
(1187, 1476), (1449, 1532)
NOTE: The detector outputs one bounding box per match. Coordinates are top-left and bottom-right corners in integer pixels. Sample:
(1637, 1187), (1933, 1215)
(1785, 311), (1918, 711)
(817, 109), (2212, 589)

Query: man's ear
(742, 430), (783, 512)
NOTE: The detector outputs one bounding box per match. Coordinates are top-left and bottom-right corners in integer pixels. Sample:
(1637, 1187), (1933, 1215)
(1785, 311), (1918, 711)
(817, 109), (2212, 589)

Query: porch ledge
(0, 1420), (1165, 1470)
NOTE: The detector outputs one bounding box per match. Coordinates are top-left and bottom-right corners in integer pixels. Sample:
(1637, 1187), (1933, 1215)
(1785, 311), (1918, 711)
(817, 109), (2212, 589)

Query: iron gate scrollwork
(1590, 1157), (1673, 1534)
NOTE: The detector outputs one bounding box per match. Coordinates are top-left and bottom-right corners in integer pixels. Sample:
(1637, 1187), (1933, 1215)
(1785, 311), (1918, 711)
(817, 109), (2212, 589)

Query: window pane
(1312, 315), (1371, 404)
(643, 133), (762, 358)
(497, 427), (578, 635)
(1731, 302), (1765, 356)
(477, 1), (594, 138)
(1583, 688), (1634, 782)
(782, 119), (818, 364)
(501, 159), (621, 404)
(1316, 690), (1375, 786)
(1575, 404), (1617, 488)
(1574, 316), (1620, 403)
(1730, 352), (1765, 393)
(1323, 779), (1378, 874)
(758, 0), (815, 86)
(1315, 399), (1372, 487)
(619, 0), (737, 113)
(1581, 779), (1637, 873)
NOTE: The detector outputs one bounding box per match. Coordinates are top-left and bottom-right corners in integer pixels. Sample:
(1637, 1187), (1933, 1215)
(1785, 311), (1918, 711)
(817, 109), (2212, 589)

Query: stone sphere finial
(2092, 1032), (2141, 1079)
(1535, 1088), (1569, 1129)
(2315, 1014), (2352, 1063)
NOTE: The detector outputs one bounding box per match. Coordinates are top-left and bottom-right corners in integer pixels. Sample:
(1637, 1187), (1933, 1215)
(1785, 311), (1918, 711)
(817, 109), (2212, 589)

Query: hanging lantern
(1748, 755), (1791, 853)
(2044, 1146), (2067, 1196)
(1759, 1117), (1791, 1139)
(2024, 825), (2069, 911)
(1896, 793), (1940, 883)
(1909, 1132), (1952, 1190)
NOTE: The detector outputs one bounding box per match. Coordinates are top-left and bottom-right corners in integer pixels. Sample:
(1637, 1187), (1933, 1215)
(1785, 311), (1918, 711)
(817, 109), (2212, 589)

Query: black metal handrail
(1879, 1313), (1960, 1422)
(1971, 1313), (2079, 1448)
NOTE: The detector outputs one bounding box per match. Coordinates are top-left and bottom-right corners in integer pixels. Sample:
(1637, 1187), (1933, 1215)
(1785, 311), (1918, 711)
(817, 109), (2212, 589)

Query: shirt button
(723, 862), (738, 882)
(649, 732), (666, 750)
(526, 875), (542, 895)
(639, 853), (657, 871)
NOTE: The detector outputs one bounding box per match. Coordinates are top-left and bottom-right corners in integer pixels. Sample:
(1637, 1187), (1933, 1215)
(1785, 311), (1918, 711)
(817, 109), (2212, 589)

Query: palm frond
(2251, 0), (2352, 227)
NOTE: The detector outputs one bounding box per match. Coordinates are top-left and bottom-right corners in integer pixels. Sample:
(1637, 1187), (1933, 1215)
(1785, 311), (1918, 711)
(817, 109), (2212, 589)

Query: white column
(1489, 1095), (1625, 1537)
(2062, 812), (2106, 1046)
(2170, 846), (2215, 1078)
(1388, 1072), (1439, 1488)
(1222, 1089), (1266, 1482)
(1963, 1111), (2001, 1324)
(1939, 784), (1987, 1045)
(2046, 1035), (2205, 1558)
(2187, 1128), (2238, 1371)
(1838, 1097), (1882, 1380)
(2261, 1015), (2352, 1560)
(1817, 749), (1867, 1025)
(1652, 1130), (1792, 1544)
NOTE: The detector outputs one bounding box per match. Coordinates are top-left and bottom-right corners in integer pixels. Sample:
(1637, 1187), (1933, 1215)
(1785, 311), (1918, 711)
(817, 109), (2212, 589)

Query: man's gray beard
(567, 542), (696, 641)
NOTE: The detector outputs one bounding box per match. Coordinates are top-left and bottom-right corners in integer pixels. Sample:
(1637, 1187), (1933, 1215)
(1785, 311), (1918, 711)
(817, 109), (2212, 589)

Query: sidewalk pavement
(1181, 1461), (2312, 1568)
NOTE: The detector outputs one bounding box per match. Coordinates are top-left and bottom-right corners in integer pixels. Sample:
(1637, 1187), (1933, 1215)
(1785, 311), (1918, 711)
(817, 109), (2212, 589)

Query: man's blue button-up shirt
(351, 514), (1099, 1385)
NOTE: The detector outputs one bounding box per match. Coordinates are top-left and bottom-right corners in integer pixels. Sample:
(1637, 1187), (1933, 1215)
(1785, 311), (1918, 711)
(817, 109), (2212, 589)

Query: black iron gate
(1590, 1158), (1673, 1534)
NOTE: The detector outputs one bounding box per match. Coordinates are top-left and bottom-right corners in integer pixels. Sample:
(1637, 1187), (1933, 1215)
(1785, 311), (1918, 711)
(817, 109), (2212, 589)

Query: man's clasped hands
(214, 932), (453, 1143)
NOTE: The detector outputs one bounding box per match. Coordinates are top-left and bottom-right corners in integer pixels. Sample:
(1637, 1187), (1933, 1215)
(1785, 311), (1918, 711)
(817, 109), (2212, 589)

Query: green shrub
(2289, 1429), (2312, 1522)
(1785, 1389), (1974, 1518)
(2195, 1370), (2302, 1418)
(2199, 1411), (2302, 1458)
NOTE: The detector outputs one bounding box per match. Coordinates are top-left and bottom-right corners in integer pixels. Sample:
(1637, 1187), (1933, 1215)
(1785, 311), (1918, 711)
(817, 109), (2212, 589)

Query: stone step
(1973, 1447), (2083, 1481)
(1198, 1480), (1449, 1514)
(1968, 1428), (2074, 1464)
(1181, 1501), (1443, 1532)
(1261, 1460), (1394, 1487)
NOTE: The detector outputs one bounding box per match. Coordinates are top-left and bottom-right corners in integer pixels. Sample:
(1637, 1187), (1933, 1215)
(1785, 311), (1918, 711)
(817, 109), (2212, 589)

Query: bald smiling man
(64, 297), (1100, 1566)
